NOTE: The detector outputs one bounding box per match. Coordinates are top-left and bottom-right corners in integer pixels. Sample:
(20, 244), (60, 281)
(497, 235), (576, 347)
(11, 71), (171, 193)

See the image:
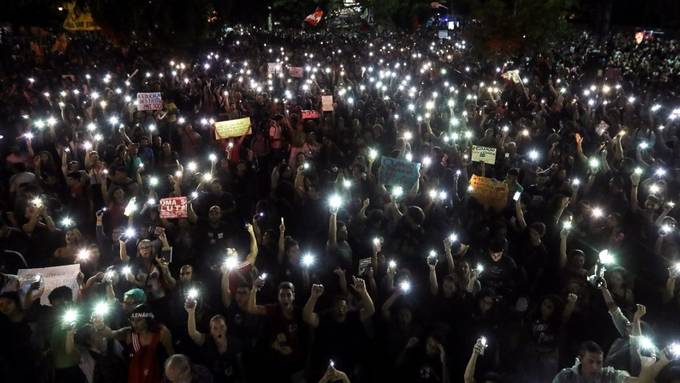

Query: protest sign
(160, 197), (188, 219)
(214, 117), (252, 139)
(301, 110), (321, 120)
(289, 67), (304, 78)
(502, 69), (522, 84)
(267, 62), (281, 75)
(136, 92), (163, 111)
(63, 2), (101, 31)
(18, 264), (81, 305)
(379, 157), (421, 191)
(471, 145), (497, 165)
(469, 175), (508, 210)
(438, 30), (449, 39)
(322, 95), (334, 112)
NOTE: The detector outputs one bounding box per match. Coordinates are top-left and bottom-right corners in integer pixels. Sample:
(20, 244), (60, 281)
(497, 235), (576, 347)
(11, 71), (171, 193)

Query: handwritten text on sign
(136, 92), (163, 111)
(471, 145), (497, 164)
(160, 197), (188, 219)
(301, 110), (321, 120)
(18, 264), (81, 305)
(469, 175), (508, 210)
(214, 117), (252, 139)
(288, 67), (304, 78)
(379, 157), (421, 191)
(322, 95), (334, 112)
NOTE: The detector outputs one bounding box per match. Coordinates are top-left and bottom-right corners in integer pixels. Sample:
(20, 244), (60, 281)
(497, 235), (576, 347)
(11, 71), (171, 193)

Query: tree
(460, 0), (575, 56)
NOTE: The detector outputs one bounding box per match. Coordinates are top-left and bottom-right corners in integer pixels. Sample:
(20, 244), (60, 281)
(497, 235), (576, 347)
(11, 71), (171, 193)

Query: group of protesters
(0, 22), (680, 383)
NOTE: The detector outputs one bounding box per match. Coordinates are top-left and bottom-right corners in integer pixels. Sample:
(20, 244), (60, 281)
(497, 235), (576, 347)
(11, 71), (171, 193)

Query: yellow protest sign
(469, 175), (508, 210)
(63, 2), (101, 31)
(214, 117), (252, 140)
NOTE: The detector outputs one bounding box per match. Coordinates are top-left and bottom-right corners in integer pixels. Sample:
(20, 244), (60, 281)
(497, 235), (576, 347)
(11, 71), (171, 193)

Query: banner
(288, 67), (304, 78)
(160, 197), (188, 219)
(469, 175), (508, 210)
(501, 69), (521, 84)
(267, 62), (281, 75)
(18, 264), (81, 305)
(301, 110), (321, 120)
(214, 117), (252, 139)
(62, 2), (101, 31)
(379, 157), (421, 191)
(304, 7), (324, 26)
(471, 145), (497, 164)
(322, 95), (334, 112)
(136, 92), (163, 111)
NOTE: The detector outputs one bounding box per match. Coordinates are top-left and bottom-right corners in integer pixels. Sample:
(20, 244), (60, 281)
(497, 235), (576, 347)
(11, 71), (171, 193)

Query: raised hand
(311, 284), (325, 298)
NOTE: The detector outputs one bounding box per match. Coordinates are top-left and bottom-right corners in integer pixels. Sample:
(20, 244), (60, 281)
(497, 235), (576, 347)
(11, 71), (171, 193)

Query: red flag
(304, 7), (324, 26)
(430, 2), (448, 9)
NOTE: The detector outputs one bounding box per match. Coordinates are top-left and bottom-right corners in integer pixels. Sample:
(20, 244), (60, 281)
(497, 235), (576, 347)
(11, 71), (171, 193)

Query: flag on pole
(304, 7), (324, 26)
(430, 2), (449, 9)
(501, 69), (522, 84)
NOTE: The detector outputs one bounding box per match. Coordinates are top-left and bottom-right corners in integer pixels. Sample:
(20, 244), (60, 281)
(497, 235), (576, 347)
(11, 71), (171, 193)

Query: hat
(129, 304), (155, 320)
(124, 288), (146, 305)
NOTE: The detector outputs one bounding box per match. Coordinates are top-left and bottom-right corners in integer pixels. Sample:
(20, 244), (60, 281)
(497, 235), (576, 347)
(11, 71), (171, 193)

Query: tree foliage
(461, 0), (575, 56)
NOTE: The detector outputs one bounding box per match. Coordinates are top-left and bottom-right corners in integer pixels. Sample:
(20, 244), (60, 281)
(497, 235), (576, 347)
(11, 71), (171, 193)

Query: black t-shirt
(404, 350), (445, 383)
(312, 311), (367, 369)
(264, 304), (306, 367)
(199, 336), (242, 383)
(223, 303), (262, 352)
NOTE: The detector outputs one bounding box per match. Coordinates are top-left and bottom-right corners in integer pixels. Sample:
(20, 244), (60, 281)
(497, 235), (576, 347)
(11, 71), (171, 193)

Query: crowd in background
(1, 24), (680, 383)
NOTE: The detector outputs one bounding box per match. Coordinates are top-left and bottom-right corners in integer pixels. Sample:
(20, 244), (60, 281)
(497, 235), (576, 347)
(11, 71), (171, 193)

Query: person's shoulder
(551, 367), (577, 382)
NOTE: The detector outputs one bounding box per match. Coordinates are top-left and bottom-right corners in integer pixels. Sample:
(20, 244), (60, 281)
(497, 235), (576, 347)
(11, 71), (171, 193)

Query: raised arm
(559, 228), (569, 269)
(277, 218), (286, 265)
(221, 268), (232, 307)
(246, 279), (267, 315)
(464, 339), (485, 383)
(328, 209), (338, 247)
(428, 258), (439, 296)
(185, 299), (206, 346)
(243, 223), (258, 266)
(303, 284), (324, 328)
(515, 198), (527, 230)
(350, 277), (375, 322)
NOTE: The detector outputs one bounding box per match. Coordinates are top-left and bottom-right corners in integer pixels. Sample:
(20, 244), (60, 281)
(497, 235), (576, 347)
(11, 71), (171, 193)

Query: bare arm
(246, 282), (267, 315)
(351, 277), (375, 322)
(159, 325), (175, 356)
(185, 302), (206, 346)
(429, 260), (439, 296)
(221, 269), (232, 307)
(303, 285), (323, 328)
(243, 224), (258, 266)
(559, 229), (569, 269)
(515, 199), (527, 230)
(328, 211), (337, 247)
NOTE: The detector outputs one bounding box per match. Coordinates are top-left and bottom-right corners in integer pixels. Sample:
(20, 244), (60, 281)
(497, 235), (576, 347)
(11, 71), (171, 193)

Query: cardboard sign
(18, 264), (81, 305)
(214, 117), (252, 139)
(471, 145), (497, 164)
(267, 62), (281, 75)
(160, 197), (188, 219)
(438, 30), (449, 39)
(322, 95), (334, 112)
(379, 157), (421, 191)
(63, 2), (101, 31)
(289, 67), (304, 78)
(136, 92), (163, 111)
(469, 175), (508, 210)
(301, 110), (320, 120)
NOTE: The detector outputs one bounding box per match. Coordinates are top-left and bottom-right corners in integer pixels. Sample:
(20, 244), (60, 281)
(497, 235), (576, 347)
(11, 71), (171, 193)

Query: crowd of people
(0, 23), (679, 383)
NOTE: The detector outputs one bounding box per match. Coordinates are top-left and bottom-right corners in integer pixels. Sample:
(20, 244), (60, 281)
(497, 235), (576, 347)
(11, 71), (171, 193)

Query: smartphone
(30, 274), (42, 290)
(513, 191), (521, 201)
(160, 248), (173, 264)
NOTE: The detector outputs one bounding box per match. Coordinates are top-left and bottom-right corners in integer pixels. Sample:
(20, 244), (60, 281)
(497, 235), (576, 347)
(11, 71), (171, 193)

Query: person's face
(572, 254), (585, 269)
(162, 143), (171, 153)
(179, 266), (193, 283)
(235, 287), (250, 308)
(209, 181), (222, 194)
(122, 296), (138, 313)
(540, 299), (555, 320)
(208, 207), (222, 222)
(65, 229), (80, 244)
(644, 197), (660, 211)
(528, 228), (541, 244)
(263, 231), (273, 245)
(398, 308), (412, 327)
(425, 337), (439, 356)
(0, 297), (17, 316)
(128, 145), (138, 155)
(490, 250), (503, 262)
(138, 240), (152, 258)
(209, 317), (227, 340)
(113, 188), (125, 202)
(278, 288), (294, 309)
(287, 244), (300, 263)
(608, 271), (623, 287)
(334, 299), (349, 319)
(130, 317), (148, 332)
(479, 296), (494, 313)
(236, 163), (247, 176)
(442, 279), (456, 296)
(580, 351), (603, 378)
(337, 224), (348, 241)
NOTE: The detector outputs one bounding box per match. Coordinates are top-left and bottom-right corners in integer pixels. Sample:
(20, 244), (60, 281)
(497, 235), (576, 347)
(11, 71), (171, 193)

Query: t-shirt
(199, 337), (242, 383)
(552, 362), (630, 383)
(264, 304), (306, 367)
(313, 311), (366, 369)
